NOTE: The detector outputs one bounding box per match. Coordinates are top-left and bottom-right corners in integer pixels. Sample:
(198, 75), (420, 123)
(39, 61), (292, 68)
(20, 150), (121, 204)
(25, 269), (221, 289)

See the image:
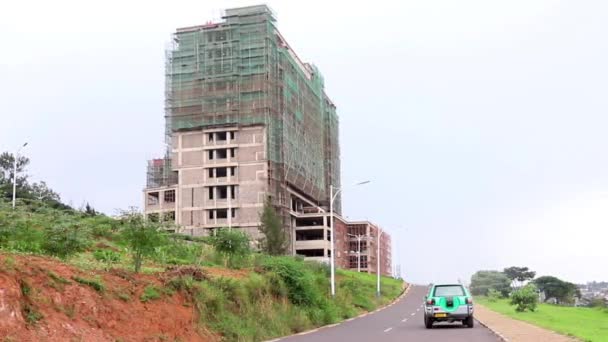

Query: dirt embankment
(0, 254), (220, 342)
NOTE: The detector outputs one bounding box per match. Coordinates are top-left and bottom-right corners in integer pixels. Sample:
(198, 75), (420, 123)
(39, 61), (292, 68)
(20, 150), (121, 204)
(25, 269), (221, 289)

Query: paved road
(278, 285), (501, 342)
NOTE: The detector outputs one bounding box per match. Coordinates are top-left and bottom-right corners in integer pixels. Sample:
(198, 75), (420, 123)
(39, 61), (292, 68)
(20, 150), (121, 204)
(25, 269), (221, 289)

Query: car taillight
(465, 297), (472, 304)
(426, 298), (435, 305)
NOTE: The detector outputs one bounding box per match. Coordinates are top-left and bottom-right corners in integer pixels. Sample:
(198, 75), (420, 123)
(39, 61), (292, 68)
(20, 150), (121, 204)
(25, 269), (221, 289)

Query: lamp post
(329, 180), (370, 297)
(377, 227), (383, 297)
(347, 233), (367, 272)
(12, 142), (28, 209)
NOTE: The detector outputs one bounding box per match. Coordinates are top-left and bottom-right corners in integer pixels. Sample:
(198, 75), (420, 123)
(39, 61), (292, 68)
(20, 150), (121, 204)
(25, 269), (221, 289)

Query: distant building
(293, 211), (392, 276)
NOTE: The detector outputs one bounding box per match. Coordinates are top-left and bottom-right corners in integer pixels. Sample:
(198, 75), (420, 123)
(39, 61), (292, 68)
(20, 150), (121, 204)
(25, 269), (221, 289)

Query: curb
(475, 315), (509, 341)
(265, 283), (412, 342)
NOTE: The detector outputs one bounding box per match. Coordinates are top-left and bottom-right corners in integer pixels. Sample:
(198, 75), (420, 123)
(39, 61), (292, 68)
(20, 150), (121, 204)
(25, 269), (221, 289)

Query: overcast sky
(2, 0), (607, 284)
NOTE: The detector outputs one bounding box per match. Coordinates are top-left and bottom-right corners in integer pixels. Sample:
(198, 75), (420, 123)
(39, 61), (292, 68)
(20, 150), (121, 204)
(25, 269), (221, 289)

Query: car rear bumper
(425, 305), (473, 320)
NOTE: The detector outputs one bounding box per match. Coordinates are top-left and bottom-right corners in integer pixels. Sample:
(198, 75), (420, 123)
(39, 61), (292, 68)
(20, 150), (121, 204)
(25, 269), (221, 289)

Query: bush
(42, 223), (91, 258)
(487, 288), (502, 302)
(152, 237), (204, 265)
(119, 211), (167, 273)
(93, 249), (121, 264)
(510, 284), (538, 312)
(260, 257), (321, 306)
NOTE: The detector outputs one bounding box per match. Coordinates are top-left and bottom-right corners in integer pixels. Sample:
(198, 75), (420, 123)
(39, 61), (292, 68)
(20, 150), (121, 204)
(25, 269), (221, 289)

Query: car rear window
(434, 285), (465, 296)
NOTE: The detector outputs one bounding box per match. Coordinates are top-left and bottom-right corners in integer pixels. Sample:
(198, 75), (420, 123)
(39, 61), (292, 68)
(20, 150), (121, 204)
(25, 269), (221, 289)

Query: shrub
(42, 223), (91, 258)
(152, 238), (203, 265)
(93, 249), (121, 264)
(487, 288), (502, 302)
(119, 211), (167, 273)
(261, 257), (321, 306)
(0, 219), (45, 253)
(510, 284), (538, 312)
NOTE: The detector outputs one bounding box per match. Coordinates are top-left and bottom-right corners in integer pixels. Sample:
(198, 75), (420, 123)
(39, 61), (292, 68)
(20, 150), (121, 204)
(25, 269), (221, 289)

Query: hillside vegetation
(0, 200), (403, 341)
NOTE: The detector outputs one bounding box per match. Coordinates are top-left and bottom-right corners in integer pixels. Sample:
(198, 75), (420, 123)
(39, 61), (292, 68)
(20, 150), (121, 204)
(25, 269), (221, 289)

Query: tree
(30, 181), (60, 202)
(120, 210), (167, 273)
(0, 152), (70, 210)
(41, 222), (91, 259)
(0, 152), (30, 200)
(258, 199), (287, 255)
(510, 283), (539, 312)
(84, 202), (97, 216)
(504, 266), (536, 289)
(534, 276), (578, 304)
(210, 228), (251, 268)
(470, 270), (512, 296)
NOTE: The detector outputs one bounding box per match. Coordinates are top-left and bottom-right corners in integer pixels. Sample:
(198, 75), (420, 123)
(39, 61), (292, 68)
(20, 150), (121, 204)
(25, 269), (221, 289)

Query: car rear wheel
(424, 316), (433, 329)
(465, 316), (474, 328)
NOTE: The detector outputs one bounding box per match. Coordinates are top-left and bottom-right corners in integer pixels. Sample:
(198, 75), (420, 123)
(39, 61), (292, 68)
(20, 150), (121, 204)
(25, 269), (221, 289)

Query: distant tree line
(470, 265), (581, 311)
(0, 151), (98, 213)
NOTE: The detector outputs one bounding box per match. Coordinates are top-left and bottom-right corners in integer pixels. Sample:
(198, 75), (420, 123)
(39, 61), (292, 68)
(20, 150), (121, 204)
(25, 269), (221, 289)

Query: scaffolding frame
(149, 5), (341, 232)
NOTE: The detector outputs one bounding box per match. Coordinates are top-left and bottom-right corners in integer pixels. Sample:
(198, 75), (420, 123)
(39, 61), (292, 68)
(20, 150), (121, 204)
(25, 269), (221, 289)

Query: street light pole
(330, 185), (336, 297)
(329, 180), (370, 297)
(377, 227), (383, 297)
(12, 142), (28, 209)
(357, 236), (361, 273)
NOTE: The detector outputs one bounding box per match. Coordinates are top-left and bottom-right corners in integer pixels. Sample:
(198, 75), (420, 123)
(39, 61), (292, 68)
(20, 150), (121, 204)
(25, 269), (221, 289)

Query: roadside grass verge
(167, 257), (404, 341)
(476, 297), (608, 342)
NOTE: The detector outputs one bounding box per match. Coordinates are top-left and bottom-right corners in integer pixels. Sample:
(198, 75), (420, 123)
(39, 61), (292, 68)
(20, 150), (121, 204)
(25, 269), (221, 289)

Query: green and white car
(424, 283), (474, 329)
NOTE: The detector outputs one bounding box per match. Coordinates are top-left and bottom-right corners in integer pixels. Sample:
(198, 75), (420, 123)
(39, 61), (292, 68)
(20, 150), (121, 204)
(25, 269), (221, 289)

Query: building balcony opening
(295, 229), (324, 241)
(216, 132), (227, 141)
(216, 167), (227, 177)
(147, 192), (159, 205)
(214, 185), (235, 199)
(209, 208), (236, 220)
(216, 149), (228, 159)
(164, 211), (176, 222)
(296, 249), (324, 257)
(216, 209), (228, 219)
(295, 216), (324, 227)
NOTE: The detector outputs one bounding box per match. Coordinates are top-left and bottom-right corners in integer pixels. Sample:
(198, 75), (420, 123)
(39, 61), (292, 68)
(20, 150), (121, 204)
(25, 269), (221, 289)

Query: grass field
(476, 297), (608, 342)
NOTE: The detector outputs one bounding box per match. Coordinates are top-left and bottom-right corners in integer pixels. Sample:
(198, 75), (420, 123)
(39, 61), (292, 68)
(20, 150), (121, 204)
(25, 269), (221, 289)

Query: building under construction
(144, 5), (391, 273)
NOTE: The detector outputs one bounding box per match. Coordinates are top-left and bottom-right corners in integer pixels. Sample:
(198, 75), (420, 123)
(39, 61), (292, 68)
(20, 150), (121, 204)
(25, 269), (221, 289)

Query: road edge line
(264, 282), (412, 342)
(474, 314), (509, 342)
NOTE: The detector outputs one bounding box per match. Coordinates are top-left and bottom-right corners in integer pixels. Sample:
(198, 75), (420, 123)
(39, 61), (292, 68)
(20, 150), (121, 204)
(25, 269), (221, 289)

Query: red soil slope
(0, 254), (219, 341)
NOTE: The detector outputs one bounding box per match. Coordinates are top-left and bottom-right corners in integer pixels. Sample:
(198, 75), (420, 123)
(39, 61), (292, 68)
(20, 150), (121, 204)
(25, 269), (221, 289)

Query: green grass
(164, 259), (404, 341)
(476, 297), (608, 342)
(72, 276), (105, 292)
(140, 285), (162, 302)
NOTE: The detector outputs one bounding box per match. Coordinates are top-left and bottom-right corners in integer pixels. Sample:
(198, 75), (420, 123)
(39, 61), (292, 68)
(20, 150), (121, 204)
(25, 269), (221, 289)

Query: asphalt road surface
(277, 285), (501, 342)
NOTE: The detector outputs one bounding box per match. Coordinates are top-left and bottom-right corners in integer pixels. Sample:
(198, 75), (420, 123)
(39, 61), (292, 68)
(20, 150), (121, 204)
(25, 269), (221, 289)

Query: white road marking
(383, 327), (393, 333)
(417, 308), (420, 311)
(402, 318), (408, 322)
(411, 313), (416, 316)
